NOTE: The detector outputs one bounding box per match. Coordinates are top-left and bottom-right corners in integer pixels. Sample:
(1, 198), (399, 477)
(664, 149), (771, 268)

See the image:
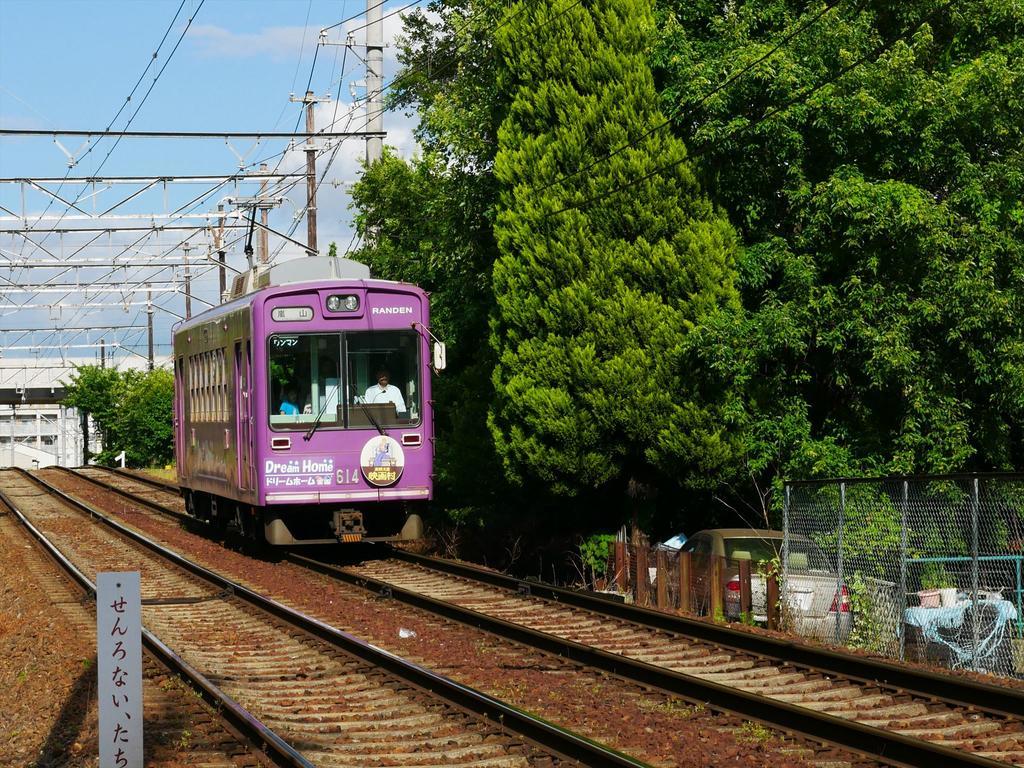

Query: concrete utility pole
(183, 241), (192, 319)
(146, 283), (154, 371)
(304, 92), (319, 255)
(214, 203), (227, 300)
(290, 91), (330, 256)
(258, 163), (270, 264)
(366, 0), (383, 167)
(100, 339), (105, 369)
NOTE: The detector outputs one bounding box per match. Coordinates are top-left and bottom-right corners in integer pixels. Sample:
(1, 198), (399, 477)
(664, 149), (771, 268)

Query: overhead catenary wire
(8, 162), (287, 335)
(257, 0), (525, 218)
(322, 0), (387, 33)
(20, 0), (207, 259)
(7, 0), (519, 350)
(0, 129), (385, 139)
(16, 0), (199, 260)
(344, 0), (423, 36)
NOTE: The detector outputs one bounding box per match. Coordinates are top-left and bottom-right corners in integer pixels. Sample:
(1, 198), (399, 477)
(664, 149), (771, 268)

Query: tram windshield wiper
(354, 397), (387, 436)
(303, 384), (341, 442)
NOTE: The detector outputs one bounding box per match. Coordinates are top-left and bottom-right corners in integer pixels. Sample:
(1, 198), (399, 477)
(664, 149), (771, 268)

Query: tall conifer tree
(490, 0), (742, 497)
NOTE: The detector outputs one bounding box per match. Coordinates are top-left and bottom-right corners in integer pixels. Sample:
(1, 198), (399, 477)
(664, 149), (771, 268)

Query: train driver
(363, 368), (406, 412)
(279, 387), (300, 416)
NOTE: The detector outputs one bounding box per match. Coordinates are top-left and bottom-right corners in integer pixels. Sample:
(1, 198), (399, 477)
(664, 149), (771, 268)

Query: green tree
(63, 366), (175, 467)
(117, 369), (175, 467)
(489, 0), (743, 500)
(655, 0), (1024, 516)
(62, 365), (122, 460)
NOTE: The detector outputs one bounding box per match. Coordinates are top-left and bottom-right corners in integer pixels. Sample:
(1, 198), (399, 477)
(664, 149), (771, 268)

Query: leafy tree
(116, 369), (175, 467)
(655, 0), (1024, 517)
(489, 0), (743, 502)
(63, 366), (175, 467)
(62, 365), (122, 460)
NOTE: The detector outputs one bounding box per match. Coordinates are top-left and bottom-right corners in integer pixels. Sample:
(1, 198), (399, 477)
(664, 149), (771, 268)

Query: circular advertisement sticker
(360, 435), (405, 487)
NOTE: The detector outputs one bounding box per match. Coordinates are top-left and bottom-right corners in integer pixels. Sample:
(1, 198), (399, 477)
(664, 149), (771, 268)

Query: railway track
(52, 466), (1024, 766)
(328, 552), (1024, 766)
(0, 508), (261, 767)
(3, 468), (646, 768)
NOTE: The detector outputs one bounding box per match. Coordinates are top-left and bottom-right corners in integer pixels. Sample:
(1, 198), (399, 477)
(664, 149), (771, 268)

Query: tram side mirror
(432, 342), (447, 372)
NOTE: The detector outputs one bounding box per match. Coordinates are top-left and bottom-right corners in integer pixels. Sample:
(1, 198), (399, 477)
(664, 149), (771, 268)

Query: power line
(17, 0), (199, 254)
(21, 0), (207, 257)
(272, 0), (536, 259)
(1, 129), (385, 139)
(102, 0), (189, 134)
(0, 173), (305, 184)
(1, 225), (246, 234)
(89, 0), (208, 171)
(545, 0), (957, 219)
(345, 0), (423, 36)
(322, 0), (387, 33)
(536, 0), (851, 195)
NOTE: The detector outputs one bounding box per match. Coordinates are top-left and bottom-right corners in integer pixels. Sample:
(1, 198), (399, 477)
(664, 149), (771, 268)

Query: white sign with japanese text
(97, 571), (143, 768)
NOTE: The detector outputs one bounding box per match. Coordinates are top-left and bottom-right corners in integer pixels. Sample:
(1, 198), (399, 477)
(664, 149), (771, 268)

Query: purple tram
(172, 256), (443, 545)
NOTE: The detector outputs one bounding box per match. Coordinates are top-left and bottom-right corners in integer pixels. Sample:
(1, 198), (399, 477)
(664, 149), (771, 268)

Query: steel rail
(55, 467), (1024, 717)
(386, 547), (1024, 719)
(0, 486), (308, 768)
(18, 468), (649, 768)
(54, 466), (189, 519)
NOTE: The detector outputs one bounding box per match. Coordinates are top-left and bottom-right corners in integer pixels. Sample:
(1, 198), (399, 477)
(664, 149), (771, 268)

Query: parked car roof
(692, 528), (784, 539)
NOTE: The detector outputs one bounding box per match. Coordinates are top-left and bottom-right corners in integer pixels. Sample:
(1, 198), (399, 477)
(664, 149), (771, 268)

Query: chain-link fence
(785, 475), (1024, 677)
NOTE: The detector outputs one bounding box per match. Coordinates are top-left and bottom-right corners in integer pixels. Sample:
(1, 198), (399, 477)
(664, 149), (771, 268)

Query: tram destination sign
(272, 306), (314, 322)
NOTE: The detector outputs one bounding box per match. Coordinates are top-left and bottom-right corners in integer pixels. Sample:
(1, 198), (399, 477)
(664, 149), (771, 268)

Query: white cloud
(189, 10), (408, 70)
(189, 24), (313, 62)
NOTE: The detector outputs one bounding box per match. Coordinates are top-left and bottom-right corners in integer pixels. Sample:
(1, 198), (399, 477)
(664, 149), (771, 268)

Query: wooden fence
(609, 534), (780, 629)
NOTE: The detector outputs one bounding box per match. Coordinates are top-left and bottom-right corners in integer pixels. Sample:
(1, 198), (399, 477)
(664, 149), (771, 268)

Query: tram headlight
(326, 294), (359, 312)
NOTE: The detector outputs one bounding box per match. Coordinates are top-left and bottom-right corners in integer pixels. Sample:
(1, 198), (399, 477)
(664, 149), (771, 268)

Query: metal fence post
(972, 477), (980, 669)
(899, 480), (909, 662)
(783, 484), (791, 623)
(656, 548), (668, 609)
(678, 551), (691, 613)
(837, 482), (846, 645)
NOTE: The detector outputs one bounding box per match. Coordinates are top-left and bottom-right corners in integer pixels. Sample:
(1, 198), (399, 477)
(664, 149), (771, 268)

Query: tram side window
(268, 334), (342, 428)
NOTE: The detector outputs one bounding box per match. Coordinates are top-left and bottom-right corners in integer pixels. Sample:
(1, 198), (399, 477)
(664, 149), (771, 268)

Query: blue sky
(0, 0), (419, 372)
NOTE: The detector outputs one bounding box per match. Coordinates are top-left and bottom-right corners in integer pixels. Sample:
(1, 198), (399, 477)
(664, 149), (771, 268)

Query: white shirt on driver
(363, 383), (406, 412)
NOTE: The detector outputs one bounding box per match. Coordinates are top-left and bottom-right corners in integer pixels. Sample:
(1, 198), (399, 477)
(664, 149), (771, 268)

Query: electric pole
(146, 283), (154, 371)
(258, 163), (270, 264)
(366, 0), (383, 166)
(290, 90), (330, 256)
(214, 203), (226, 300)
(183, 241), (192, 319)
